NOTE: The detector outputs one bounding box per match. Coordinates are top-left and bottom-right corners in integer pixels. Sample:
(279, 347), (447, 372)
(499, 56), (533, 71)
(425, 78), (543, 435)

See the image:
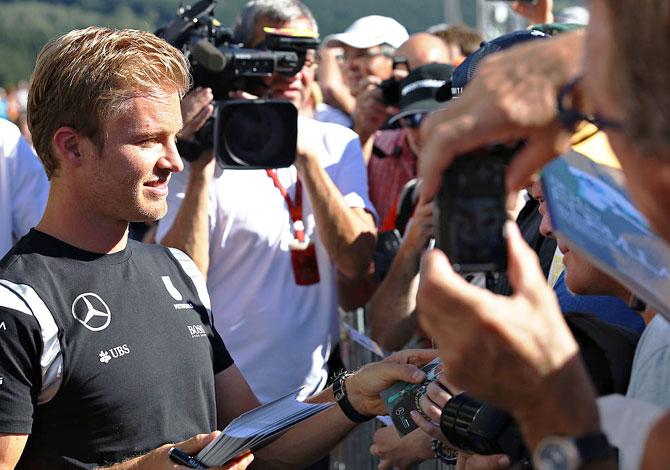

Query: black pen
(168, 446), (207, 469)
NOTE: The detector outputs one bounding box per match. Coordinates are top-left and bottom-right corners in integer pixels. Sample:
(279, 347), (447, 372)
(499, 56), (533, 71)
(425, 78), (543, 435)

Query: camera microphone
(191, 39), (227, 72)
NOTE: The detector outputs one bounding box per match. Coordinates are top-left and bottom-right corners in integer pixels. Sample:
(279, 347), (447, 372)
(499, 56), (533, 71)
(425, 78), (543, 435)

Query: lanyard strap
(265, 169), (305, 242)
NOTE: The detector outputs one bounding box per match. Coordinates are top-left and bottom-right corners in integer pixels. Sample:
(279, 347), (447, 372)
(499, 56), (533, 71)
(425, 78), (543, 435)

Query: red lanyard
(265, 169), (305, 242)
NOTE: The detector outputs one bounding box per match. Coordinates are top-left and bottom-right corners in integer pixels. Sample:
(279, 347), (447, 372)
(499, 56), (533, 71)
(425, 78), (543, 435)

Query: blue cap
(436, 29), (551, 102)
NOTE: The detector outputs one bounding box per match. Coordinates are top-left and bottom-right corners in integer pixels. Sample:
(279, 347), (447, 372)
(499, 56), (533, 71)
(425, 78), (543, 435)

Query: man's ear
(53, 127), (86, 168)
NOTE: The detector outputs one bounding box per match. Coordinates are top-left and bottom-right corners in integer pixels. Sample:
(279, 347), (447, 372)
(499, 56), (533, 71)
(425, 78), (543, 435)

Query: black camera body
(158, 0), (317, 169)
(379, 78), (401, 107)
(436, 145), (515, 273)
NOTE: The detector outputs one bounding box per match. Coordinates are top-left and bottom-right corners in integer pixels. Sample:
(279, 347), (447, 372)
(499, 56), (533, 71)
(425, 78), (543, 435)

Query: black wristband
(332, 371), (374, 423)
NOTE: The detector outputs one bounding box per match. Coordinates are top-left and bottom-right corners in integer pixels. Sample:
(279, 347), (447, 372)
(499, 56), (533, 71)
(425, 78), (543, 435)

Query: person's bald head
(395, 32), (452, 69)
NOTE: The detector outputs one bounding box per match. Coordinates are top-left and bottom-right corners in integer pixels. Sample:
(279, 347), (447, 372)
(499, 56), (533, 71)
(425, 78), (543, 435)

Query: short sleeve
(11, 133), (48, 239)
(0, 293), (42, 433)
(317, 122), (378, 223)
(209, 325), (233, 374)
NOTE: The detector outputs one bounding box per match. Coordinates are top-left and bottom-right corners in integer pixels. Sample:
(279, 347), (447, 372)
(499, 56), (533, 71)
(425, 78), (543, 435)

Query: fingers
(227, 90), (259, 100)
(384, 348), (439, 368)
(505, 123), (567, 191)
(174, 431), (220, 454)
(504, 221), (547, 299)
(426, 381), (451, 410)
(410, 410), (443, 441)
(417, 250), (493, 331)
(463, 453), (511, 470)
(221, 451), (254, 469)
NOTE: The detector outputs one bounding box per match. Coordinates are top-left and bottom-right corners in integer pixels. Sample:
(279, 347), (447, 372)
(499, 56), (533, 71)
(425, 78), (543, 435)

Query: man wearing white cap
(324, 16), (409, 157)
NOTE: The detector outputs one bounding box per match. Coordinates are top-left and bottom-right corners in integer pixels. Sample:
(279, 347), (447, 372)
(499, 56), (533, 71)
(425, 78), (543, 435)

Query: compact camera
(436, 145), (516, 273)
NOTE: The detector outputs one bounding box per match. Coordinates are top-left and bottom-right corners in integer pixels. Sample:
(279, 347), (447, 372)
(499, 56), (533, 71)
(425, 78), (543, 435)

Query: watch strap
(575, 432), (614, 463)
(332, 371), (374, 423)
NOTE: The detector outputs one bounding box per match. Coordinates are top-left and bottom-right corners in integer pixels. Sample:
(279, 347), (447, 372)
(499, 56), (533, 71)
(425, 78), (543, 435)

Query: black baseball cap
(388, 63), (455, 124)
(435, 29), (551, 102)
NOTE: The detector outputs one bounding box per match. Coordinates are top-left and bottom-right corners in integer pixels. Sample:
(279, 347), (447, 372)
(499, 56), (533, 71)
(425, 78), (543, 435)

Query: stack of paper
(196, 389), (333, 467)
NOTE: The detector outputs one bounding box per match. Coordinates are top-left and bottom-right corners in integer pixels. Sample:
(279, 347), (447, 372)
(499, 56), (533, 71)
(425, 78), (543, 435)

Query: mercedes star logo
(71, 293), (111, 331)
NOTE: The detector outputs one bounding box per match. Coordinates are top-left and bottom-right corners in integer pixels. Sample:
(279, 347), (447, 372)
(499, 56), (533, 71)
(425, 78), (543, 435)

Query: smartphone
(435, 146), (514, 274)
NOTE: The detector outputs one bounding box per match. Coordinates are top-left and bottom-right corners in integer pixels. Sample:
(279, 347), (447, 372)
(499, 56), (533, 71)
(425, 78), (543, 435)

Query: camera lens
(216, 100), (297, 169)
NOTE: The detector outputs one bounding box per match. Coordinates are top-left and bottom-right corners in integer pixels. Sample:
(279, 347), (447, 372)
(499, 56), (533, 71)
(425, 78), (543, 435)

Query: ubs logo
(72, 293), (111, 332)
(99, 344), (131, 364)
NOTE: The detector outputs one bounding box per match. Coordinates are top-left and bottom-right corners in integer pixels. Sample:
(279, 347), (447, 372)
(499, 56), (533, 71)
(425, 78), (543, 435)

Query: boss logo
(187, 325), (207, 338)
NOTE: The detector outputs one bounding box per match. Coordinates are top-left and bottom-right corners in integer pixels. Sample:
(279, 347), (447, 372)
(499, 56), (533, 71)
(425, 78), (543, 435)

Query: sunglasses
(557, 76), (624, 132)
(399, 113), (427, 129)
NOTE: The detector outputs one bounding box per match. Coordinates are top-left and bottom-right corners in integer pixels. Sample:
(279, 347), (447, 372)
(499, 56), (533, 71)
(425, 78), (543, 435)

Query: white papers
(341, 322), (388, 358)
(196, 388), (333, 467)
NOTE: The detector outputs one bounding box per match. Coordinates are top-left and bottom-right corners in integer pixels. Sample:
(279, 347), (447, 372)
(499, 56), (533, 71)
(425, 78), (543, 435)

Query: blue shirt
(555, 270), (645, 334)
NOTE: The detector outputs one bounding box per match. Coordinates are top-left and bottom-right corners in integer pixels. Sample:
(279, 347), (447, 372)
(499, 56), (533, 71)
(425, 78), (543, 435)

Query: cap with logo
(323, 15), (409, 50)
(435, 29), (551, 102)
(388, 63), (455, 125)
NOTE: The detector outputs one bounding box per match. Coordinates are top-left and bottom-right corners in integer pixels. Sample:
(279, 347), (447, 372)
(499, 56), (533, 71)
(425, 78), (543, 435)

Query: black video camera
(440, 393), (529, 464)
(157, 0), (319, 169)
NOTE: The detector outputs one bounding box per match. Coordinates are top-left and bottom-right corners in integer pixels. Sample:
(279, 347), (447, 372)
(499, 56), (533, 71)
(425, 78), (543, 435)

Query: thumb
(465, 453), (510, 470)
(505, 220), (547, 298)
(379, 362), (426, 385)
(174, 431), (220, 455)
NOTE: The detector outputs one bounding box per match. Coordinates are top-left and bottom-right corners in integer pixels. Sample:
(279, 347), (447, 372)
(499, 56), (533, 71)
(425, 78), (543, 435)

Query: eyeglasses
(399, 113), (427, 129)
(342, 47), (391, 63)
(557, 76), (624, 132)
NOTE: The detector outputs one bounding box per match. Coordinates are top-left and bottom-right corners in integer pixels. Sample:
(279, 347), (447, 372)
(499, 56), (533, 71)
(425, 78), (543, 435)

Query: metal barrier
(330, 308), (455, 470)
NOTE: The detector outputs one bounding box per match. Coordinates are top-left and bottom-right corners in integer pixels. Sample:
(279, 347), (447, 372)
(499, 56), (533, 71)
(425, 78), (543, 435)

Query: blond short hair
(28, 27), (191, 179)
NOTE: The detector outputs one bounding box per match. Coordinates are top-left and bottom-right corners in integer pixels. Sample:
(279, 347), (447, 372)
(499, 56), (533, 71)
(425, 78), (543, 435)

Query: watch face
(538, 443), (571, 470)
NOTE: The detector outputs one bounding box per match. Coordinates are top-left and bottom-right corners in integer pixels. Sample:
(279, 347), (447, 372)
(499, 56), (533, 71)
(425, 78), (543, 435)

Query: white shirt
(0, 118), (48, 257)
(159, 117), (375, 402)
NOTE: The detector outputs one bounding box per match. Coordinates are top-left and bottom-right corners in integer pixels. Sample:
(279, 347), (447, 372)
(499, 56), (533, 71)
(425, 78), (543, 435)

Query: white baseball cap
(324, 15), (409, 50)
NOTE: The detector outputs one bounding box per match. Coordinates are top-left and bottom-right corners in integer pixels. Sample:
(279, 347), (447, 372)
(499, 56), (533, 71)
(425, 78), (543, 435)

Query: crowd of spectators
(2, 0), (668, 468)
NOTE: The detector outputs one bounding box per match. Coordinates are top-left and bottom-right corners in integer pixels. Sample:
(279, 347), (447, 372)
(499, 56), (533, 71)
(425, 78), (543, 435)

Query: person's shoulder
(301, 116), (358, 141)
(0, 118), (22, 155)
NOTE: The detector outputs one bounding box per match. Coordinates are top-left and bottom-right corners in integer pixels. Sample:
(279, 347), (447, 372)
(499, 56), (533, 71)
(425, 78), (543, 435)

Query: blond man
(0, 27), (430, 469)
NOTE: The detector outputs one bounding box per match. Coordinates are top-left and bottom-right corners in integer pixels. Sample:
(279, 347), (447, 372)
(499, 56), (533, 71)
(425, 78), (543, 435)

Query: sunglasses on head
(399, 112), (427, 129)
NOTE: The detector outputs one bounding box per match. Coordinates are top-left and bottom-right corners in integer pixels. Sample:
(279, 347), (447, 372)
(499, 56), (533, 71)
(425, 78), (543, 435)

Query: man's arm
(295, 138), (376, 279)
(317, 47), (356, 116)
(0, 434), (27, 470)
(369, 199), (433, 351)
(158, 88), (215, 277)
(252, 349), (436, 468)
(214, 365), (262, 429)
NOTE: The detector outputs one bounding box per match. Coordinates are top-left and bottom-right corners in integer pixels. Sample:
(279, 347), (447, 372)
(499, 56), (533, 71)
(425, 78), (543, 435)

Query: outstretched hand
(346, 349), (439, 417)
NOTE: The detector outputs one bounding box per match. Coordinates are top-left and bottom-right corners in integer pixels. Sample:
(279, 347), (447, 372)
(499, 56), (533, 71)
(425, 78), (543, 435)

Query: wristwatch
(533, 432), (614, 470)
(332, 371), (373, 423)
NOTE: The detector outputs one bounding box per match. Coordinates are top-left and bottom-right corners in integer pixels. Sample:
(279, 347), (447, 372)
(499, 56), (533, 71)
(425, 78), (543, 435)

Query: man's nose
(538, 202), (554, 238)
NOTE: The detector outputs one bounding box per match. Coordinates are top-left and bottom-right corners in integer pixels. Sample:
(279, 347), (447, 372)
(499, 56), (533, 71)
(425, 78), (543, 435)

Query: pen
(168, 446), (207, 469)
